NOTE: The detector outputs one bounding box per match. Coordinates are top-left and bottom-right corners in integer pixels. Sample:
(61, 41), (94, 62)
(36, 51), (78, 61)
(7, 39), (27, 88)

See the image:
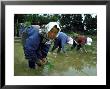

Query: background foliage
(14, 14), (97, 37)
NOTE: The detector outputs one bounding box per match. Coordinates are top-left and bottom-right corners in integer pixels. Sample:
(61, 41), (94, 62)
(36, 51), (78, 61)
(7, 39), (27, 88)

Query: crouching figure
(23, 22), (61, 69)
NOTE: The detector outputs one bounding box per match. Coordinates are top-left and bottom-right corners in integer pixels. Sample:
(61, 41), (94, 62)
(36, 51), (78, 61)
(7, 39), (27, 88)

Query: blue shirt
(56, 32), (68, 53)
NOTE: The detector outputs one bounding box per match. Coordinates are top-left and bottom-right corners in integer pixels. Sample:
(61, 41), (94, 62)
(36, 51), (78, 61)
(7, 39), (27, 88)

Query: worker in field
(51, 32), (73, 54)
(23, 22), (61, 69)
(19, 23), (25, 37)
(71, 34), (92, 53)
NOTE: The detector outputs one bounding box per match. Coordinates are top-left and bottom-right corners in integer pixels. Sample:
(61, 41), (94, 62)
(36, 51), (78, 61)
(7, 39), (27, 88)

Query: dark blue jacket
(24, 26), (50, 61)
(20, 26), (38, 47)
(54, 32), (68, 53)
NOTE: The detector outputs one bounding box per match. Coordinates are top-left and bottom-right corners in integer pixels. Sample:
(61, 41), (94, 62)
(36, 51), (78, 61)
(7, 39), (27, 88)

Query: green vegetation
(14, 14), (97, 76)
(14, 14), (97, 36)
(14, 36), (97, 76)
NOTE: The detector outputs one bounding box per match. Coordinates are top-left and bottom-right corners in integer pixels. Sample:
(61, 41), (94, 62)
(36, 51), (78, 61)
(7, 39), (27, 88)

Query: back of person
(72, 34), (92, 52)
(24, 26), (40, 50)
(24, 25), (51, 67)
(57, 32), (68, 43)
(75, 35), (87, 45)
(21, 25), (40, 48)
(51, 32), (68, 53)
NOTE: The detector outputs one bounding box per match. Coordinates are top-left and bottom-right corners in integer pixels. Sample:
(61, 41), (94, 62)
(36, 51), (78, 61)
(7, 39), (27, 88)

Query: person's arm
(61, 39), (66, 53)
(41, 43), (51, 59)
(39, 43), (50, 64)
(61, 39), (69, 57)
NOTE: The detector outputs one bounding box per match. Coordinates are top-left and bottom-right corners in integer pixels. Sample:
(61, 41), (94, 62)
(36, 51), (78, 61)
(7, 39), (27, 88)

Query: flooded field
(14, 36), (97, 76)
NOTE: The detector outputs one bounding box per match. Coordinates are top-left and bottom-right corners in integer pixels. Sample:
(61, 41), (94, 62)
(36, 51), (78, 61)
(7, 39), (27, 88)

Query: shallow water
(38, 51), (97, 76)
(40, 62), (96, 76)
(49, 66), (96, 76)
(14, 39), (97, 76)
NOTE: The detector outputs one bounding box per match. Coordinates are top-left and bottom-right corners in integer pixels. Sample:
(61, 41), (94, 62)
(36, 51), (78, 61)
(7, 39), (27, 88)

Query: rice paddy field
(14, 36), (97, 76)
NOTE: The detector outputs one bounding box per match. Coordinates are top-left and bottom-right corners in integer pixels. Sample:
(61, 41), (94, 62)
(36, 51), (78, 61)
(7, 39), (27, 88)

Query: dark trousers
(28, 59), (42, 69)
(51, 38), (62, 53)
(51, 46), (61, 53)
(28, 60), (36, 69)
(71, 40), (81, 50)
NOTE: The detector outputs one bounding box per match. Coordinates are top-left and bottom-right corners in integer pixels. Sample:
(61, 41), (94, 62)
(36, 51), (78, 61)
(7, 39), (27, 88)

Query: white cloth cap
(86, 37), (92, 45)
(67, 37), (73, 45)
(43, 22), (61, 34)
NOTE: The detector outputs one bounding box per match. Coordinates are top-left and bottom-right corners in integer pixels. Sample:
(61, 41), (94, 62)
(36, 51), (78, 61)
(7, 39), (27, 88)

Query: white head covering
(67, 36), (73, 45)
(39, 22), (61, 43)
(43, 22), (61, 34)
(86, 37), (92, 45)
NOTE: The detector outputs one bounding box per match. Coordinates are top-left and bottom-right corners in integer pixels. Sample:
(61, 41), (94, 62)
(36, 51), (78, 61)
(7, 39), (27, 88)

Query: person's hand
(42, 58), (48, 65)
(36, 59), (44, 66)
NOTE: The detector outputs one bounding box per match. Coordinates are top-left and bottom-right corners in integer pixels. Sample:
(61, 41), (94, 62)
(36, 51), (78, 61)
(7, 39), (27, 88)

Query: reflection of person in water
(23, 22), (61, 69)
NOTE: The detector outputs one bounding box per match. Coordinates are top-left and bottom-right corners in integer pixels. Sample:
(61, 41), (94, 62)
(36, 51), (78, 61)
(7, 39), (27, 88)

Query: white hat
(67, 37), (73, 45)
(86, 37), (92, 45)
(43, 22), (61, 33)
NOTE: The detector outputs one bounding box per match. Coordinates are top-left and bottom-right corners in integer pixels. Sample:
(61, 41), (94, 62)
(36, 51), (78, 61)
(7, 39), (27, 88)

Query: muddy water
(39, 51), (97, 76)
(14, 38), (97, 76)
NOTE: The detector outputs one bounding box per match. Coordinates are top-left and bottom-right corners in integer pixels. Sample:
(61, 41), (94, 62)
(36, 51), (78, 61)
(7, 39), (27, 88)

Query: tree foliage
(60, 14), (84, 33)
(14, 14), (97, 37)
